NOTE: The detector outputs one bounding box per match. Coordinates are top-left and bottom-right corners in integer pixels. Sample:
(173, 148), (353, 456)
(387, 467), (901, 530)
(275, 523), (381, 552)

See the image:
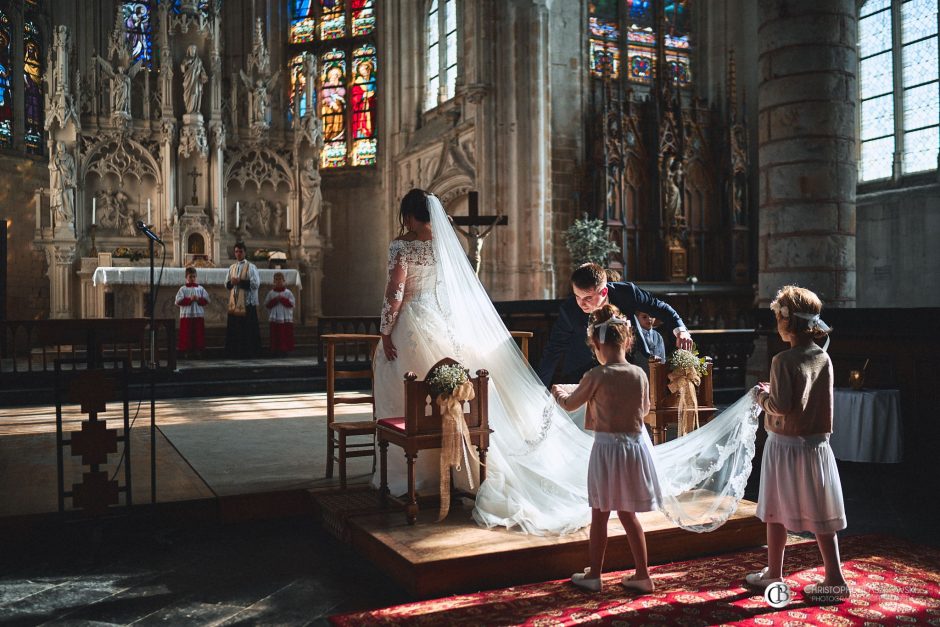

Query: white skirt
(757, 432), (847, 534)
(588, 431), (662, 513)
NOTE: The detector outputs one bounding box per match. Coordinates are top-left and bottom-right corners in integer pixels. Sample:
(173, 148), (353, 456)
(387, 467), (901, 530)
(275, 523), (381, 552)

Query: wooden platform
(310, 487), (766, 598)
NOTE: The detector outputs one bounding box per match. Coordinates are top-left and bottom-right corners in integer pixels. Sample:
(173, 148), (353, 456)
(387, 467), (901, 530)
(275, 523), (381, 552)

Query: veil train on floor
(420, 194), (761, 535)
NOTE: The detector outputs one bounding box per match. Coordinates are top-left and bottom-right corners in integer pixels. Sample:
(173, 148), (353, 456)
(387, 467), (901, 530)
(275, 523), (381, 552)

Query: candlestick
(35, 198), (40, 229)
(287, 204), (292, 231)
(92, 197), (96, 226)
(236, 201), (240, 227)
(90, 224), (98, 257)
(147, 198), (151, 225)
(50, 207), (54, 229)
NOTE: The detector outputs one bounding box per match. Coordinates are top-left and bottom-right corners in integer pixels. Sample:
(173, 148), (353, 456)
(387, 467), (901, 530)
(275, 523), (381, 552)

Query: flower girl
(553, 304), (660, 593)
(746, 285), (849, 602)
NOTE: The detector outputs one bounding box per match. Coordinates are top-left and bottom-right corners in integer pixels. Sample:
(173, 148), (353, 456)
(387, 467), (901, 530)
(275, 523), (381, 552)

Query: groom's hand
(382, 334), (397, 361)
(675, 329), (693, 351)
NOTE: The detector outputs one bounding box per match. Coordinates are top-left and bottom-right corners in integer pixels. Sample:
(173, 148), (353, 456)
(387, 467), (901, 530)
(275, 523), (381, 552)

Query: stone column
(757, 0), (857, 306)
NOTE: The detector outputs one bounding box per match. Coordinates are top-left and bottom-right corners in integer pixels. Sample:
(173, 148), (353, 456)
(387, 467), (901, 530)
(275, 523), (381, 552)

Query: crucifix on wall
(450, 191), (507, 275)
(187, 167), (202, 206)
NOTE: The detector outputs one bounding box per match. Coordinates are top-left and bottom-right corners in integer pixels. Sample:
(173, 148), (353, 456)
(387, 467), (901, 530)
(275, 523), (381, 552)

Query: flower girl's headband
(770, 302), (832, 351)
(588, 316), (632, 344)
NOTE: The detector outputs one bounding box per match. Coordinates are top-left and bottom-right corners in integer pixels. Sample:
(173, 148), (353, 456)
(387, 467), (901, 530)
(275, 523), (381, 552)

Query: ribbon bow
(436, 380), (479, 522)
(667, 366), (701, 437)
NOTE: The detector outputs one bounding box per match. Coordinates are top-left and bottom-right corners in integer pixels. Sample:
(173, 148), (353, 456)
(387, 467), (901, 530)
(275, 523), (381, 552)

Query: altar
(89, 266), (302, 327)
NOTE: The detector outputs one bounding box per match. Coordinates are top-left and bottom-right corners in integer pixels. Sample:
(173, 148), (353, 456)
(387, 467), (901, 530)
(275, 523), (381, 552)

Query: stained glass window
(0, 11), (12, 149)
(858, 0), (939, 182)
(23, 19), (42, 155)
(291, 0), (316, 44)
(589, 1), (692, 87)
(425, 0), (458, 111)
(320, 0), (346, 40)
(172, 0), (210, 14)
(351, 43), (376, 165)
(320, 49), (347, 168)
(122, 2), (154, 67)
(289, 0), (377, 169)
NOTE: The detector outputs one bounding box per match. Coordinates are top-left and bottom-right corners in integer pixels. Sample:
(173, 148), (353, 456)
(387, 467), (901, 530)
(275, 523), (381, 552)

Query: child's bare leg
(767, 522), (788, 578)
(815, 532), (847, 587)
(588, 508), (610, 578)
(616, 511), (649, 580)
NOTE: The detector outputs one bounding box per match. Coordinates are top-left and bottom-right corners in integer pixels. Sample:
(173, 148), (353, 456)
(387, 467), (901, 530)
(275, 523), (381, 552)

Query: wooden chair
(644, 357), (716, 444)
(323, 333), (382, 489)
(510, 330), (533, 361)
(376, 358), (491, 525)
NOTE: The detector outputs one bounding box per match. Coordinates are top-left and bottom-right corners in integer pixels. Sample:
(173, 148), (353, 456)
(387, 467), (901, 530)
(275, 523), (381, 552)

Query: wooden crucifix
(450, 191), (508, 275)
(187, 167), (202, 206)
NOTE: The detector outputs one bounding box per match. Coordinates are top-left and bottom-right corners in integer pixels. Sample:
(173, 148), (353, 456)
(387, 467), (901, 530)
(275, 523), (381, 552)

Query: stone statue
(453, 216), (503, 276)
(663, 155), (684, 224)
(95, 53), (143, 118)
(240, 70), (279, 130)
(300, 158), (322, 234)
(181, 45), (208, 115)
(97, 188), (136, 236)
(50, 141), (76, 228)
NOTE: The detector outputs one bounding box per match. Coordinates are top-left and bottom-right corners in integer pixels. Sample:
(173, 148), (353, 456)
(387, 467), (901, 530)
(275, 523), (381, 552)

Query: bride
(373, 189), (761, 535)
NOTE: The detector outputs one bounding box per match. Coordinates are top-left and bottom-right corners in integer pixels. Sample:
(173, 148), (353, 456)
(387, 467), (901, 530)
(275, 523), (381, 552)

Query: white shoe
(620, 576), (654, 593)
(571, 568), (601, 592)
(744, 567), (783, 589)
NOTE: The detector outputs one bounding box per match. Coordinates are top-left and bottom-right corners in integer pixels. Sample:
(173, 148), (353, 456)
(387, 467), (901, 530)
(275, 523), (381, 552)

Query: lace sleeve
(380, 241), (408, 335)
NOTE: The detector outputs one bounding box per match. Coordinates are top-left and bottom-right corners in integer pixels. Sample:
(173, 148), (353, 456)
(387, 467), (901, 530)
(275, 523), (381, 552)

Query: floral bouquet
(427, 363), (471, 399)
(667, 347), (708, 437)
(668, 347), (709, 379)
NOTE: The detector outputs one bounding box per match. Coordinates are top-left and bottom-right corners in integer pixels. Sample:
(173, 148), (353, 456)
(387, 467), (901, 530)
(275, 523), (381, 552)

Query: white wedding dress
(372, 195), (761, 536)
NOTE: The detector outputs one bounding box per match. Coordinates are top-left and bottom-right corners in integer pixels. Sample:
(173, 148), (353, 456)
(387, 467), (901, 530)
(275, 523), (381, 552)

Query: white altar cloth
(93, 267), (301, 289)
(830, 388), (903, 463)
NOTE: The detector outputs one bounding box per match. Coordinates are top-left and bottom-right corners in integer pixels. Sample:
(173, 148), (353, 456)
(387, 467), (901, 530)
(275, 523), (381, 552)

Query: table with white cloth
(830, 388), (903, 463)
(90, 266), (301, 326)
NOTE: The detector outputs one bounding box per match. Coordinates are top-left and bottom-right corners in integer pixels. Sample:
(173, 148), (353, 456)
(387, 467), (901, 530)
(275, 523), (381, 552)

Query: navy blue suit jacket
(536, 282), (685, 386)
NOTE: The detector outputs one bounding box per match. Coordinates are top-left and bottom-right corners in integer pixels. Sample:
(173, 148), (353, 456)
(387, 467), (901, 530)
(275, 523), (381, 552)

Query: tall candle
(287, 204), (292, 231)
(236, 201), (240, 227)
(147, 198), (151, 225)
(35, 197), (40, 228)
(92, 197), (96, 225)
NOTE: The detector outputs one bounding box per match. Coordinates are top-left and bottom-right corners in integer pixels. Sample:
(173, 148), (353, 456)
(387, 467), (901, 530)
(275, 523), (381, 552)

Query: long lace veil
(426, 194), (761, 535)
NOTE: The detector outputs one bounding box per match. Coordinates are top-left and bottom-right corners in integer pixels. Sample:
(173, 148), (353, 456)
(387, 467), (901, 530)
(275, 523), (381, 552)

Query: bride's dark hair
(399, 188), (430, 233)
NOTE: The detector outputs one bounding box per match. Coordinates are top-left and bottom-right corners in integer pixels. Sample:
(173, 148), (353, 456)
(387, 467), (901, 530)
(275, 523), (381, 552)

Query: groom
(536, 263), (694, 386)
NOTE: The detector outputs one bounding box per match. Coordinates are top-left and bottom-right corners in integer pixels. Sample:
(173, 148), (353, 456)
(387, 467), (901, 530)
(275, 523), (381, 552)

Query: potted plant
(563, 213), (620, 266)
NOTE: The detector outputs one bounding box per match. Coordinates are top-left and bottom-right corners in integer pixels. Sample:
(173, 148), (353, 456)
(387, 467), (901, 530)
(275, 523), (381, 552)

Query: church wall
(857, 184), (940, 307)
(1, 154), (50, 320)
(548, 0), (585, 296)
(320, 174), (386, 316)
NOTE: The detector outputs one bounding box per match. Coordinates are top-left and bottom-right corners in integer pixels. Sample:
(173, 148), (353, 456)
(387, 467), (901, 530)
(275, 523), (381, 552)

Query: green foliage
(563, 214), (620, 265)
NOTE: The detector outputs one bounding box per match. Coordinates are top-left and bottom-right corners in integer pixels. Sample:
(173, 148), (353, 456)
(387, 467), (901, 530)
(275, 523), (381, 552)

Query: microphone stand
(148, 233), (156, 504)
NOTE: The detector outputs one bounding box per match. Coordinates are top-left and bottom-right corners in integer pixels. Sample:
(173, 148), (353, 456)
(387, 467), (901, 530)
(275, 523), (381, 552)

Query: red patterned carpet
(330, 534), (940, 626)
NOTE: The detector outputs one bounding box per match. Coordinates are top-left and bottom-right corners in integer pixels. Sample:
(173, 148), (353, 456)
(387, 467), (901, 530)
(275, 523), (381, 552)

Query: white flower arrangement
(669, 348), (709, 378)
(427, 363), (470, 399)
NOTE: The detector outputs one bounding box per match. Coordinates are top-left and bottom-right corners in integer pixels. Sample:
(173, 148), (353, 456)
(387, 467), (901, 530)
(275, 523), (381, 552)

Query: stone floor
(0, 390), (934, 626)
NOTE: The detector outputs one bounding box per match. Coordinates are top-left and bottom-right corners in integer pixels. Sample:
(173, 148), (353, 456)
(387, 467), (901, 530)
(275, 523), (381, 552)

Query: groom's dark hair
(399, 188), (430, 227)
(571, 263), (607, 290)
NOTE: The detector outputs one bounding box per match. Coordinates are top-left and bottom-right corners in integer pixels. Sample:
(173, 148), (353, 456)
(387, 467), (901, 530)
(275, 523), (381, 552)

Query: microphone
(136, 220), (164, 245)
